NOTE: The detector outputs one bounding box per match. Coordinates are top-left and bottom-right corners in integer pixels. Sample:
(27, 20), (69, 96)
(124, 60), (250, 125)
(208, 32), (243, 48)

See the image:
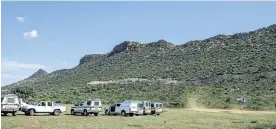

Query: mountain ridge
(2, 24), (276, 110)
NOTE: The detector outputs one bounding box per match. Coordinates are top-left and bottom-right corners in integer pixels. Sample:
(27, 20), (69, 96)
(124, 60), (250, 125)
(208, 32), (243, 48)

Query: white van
(105, 100), (139, 117)
(71, 99), (102, 116)
(150, 102), (164, 115)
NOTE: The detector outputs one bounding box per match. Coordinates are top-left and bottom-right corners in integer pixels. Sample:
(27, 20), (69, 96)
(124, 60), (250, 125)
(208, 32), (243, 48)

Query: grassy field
(1, 107), (276, 129)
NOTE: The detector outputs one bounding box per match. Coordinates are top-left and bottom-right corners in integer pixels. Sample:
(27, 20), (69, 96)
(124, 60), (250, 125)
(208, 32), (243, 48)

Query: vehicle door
(46, 102), (54, 112)
(155, 104), (163, 113)
(36, 102), (47, 112)
(76, 102), (84, 113)
(137, 102), (144, 114)
(72, 103), (79, 113)
(143, 101), (151, 114)
(115, 104), (121, 114)
(150, 103), (155, 113)
(110, 104), (116, 113)
(82, 101), (88, 111)
(77, 102), (84, 112)
(87, 101), (92, 112)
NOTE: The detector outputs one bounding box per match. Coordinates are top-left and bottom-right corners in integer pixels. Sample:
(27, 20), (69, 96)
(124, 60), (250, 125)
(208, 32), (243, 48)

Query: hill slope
(3, 24), (276, 110)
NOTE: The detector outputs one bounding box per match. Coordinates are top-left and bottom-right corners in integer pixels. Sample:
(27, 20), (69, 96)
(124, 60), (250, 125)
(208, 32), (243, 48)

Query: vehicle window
(48, 102), (52, 106)
(151, 103), (154, 107)
(74, 104), (79, 106)
(137, 103), (143, 107)
(7, 98), (15, 103)
(1, 97), (4, 102)
(94, 102), (99, 106)
(157, 104), (162, 107)
(87, 101), (91, 105)
(80, 102), (84, 106)
(146, 102), (149, 107)
(116, 104), (121, 107)
(39, 102), (46, 106)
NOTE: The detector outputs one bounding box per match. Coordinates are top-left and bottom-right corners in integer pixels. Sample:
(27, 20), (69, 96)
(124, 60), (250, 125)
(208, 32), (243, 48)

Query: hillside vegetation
(2, 24), (276, 110)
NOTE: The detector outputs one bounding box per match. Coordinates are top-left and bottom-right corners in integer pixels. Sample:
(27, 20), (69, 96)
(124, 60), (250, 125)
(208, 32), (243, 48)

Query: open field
(1, 107), (276, 129)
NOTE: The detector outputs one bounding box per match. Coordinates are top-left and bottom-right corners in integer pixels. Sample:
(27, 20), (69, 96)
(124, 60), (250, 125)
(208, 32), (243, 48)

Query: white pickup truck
(21, 101), (66, 116)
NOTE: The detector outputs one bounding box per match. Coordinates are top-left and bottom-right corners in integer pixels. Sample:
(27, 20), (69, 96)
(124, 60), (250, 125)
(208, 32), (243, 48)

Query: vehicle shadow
(1, 114), (13, 117)
(17, 113), (57, 116)
(64, 113), (121, 117)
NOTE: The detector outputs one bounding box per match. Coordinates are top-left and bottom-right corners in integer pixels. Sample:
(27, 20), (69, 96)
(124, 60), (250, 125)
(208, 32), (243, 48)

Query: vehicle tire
(54, 110), (60, 116)
(29, 109), (34, 116)
(71, 110), (75, 115)
(105, 110), (109, 116)
(83, 110), (88, 116)
(135, 114), (139, 116)
(121, 110), (126, 117)
(157, 114), (160, 116)
(12, 112), (16, 116)
(94, 113), (98, 116)
(129, 113), (134, 117)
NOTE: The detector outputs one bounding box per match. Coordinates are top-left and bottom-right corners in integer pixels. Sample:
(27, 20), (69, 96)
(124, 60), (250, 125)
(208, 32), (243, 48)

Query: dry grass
(1, 106), (276, 129)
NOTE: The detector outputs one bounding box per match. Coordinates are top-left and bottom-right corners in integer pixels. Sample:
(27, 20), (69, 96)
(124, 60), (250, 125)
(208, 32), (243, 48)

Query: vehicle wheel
(54, 110), (60, 116)
(29, 109), (34, 116)
(121, 110), (126, 116)
(135, 114), (139, 116)
(83, 110), (88, 116)
(94, 113), (98, 116)
(12, 112), (16, 116)
(105, 110), (109, 116)
(71, 110), (75, 115)
(157, 114), (160, 116)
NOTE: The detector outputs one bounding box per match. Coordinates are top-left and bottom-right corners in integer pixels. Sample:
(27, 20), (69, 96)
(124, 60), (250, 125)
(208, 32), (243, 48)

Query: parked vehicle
(104, 100), (139, 117)
(1, 94), (20, 116)
(129, 100), (151, 116)
(21, 101), (66, 116)
(150, 102), (164, 115)
(141, 101), (151, 115)
(71, 99), (102, 116)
